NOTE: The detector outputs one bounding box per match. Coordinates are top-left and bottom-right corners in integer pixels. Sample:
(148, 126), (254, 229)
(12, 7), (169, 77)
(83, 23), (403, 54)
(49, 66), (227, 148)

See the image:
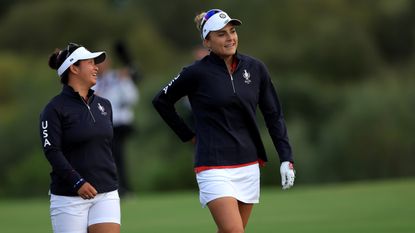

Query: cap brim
(229, 19), (242, 26)
(78, 51), (106, 63)
(209, 18), (242, 32)
(92, 52), (106, 64)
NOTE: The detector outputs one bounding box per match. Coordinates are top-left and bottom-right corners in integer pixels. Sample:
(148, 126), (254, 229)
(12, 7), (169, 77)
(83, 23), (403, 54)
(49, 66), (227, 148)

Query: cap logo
(219, 13), (226, 18)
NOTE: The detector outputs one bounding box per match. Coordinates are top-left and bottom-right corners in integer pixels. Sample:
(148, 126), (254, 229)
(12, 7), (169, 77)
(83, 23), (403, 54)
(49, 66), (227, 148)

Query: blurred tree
(317, 77), (415, 182)
(0, 0), (129, 53)
(137, 0), (219, 49)
(372, 0), (415, 64)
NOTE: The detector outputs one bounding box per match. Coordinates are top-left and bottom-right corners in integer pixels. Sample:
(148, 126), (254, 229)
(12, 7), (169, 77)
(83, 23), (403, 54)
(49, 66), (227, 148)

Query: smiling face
(204, 24), (238, 59)
(70, 58), (99, 87)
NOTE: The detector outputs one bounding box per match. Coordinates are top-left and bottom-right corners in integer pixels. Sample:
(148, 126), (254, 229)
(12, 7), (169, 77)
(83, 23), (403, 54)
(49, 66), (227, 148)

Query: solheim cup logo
(243, 69), (251, 84)
(98, 103), (107, 115)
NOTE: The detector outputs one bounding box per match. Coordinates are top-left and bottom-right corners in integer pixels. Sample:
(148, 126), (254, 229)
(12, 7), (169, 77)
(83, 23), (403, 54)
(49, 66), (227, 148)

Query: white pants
(50, 190), (120, 233)
(196, 163), (260, 208)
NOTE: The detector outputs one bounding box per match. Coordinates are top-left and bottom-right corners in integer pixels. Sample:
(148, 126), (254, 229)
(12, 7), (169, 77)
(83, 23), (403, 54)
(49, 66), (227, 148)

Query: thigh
(88, 223), (120, 233)
(238, 201), (254, 228)
(208, 197), (244, 233)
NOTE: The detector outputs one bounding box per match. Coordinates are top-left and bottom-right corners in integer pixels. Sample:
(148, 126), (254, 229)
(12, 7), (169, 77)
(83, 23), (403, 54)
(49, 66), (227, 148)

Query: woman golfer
(153, 9), (295, 233)
(40, 43), (120, 233)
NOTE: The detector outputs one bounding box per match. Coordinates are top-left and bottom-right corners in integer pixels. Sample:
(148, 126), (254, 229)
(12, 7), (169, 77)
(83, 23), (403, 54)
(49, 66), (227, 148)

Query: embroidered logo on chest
(243, 69), (251, 84)
(97, 103), (107, 116)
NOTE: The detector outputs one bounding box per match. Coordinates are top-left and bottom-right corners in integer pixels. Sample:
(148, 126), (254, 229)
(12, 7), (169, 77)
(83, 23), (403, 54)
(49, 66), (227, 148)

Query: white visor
(202, 11), (242, 39)
(57, 47), (106, 76)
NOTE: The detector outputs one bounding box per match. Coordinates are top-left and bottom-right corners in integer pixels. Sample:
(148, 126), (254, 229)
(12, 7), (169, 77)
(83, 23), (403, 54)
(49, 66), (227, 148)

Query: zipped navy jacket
(39, 85), (118, 196)
(153, 52), (293, 168)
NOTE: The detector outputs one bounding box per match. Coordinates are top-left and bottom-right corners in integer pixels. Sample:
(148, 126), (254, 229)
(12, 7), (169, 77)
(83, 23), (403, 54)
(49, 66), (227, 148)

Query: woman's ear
(203, 40), (211, 51)
(69, 64), (79, 75)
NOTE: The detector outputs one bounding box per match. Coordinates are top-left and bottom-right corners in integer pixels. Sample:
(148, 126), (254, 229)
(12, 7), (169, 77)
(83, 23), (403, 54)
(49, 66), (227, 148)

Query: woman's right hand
(190, 136), (196, 145)
(77, 182), (98, 199)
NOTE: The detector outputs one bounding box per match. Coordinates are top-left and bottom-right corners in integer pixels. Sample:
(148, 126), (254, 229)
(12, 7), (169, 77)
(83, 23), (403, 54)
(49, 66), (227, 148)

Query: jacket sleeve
(152, 69), (195, 142)
(258, 64), (294, 163)
(39, 103), (85, 191)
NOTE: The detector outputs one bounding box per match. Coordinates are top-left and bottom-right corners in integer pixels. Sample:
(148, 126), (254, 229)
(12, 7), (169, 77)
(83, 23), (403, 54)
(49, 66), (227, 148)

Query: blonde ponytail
(194, 12), (206, 32)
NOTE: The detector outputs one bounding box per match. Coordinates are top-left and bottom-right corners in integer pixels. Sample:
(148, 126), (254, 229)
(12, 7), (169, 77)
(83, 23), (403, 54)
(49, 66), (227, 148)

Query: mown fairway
(1, 178), (414, 233)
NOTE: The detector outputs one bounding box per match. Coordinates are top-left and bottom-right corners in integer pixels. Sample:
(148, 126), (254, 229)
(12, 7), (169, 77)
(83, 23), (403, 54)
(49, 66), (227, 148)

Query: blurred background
(0, 0), (414, 198)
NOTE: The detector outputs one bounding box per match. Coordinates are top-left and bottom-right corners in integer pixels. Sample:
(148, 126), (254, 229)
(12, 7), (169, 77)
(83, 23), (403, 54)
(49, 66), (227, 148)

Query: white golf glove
(280, 161), (295, 190)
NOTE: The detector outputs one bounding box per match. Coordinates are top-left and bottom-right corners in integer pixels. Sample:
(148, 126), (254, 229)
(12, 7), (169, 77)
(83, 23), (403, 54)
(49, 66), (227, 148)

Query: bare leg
(88, 223), (120, 233)
(208, 197), (253, 233)
(238, 201), (254, 229)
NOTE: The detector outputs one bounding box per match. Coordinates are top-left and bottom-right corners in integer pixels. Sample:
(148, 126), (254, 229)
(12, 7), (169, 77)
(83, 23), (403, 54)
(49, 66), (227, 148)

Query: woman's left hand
(280, 162), (295, 190)
(77, 182), (98, 199)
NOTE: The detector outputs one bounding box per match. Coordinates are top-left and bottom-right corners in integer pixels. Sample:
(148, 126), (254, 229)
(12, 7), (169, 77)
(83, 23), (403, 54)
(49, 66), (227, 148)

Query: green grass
(1, 178), (414, 233)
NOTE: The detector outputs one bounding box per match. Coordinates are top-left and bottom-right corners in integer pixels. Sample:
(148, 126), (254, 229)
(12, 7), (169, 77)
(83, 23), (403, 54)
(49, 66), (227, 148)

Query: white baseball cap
(57, 46), (106, 76)
(201, 9), (242, 39)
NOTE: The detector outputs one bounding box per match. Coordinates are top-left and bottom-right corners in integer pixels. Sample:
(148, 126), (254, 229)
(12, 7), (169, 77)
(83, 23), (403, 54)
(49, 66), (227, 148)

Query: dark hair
(48, 43), (81, 84)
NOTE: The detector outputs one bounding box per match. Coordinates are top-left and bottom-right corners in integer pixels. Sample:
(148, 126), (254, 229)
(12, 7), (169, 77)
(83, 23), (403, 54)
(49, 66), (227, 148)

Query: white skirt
(196, 163), (260, 208)
(50, 190), (120, 233)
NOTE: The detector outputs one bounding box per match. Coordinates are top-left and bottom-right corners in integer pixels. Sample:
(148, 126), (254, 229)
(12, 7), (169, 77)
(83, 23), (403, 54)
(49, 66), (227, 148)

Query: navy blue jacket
(39, 85), (118, 196)
(153, 52), (293, 167)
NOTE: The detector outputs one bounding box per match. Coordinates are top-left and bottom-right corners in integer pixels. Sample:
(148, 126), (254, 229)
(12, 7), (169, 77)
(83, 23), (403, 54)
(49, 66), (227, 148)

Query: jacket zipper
(80, 97), (96, 123)
(229, 74), (236, 93)
(228, 58), (239, 94)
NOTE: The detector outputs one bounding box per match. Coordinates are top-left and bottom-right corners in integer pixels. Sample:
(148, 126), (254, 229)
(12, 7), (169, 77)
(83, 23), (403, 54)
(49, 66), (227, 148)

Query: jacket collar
(208, 51), (243, 67)
(62, 84), (95, 100)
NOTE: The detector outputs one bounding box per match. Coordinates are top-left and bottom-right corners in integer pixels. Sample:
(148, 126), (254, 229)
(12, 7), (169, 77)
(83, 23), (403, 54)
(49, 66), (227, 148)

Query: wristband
(73, 178), (85, 188)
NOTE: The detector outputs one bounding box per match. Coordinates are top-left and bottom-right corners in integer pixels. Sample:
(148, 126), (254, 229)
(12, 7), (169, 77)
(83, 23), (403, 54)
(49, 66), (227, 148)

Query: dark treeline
(0, 0), (414, 197)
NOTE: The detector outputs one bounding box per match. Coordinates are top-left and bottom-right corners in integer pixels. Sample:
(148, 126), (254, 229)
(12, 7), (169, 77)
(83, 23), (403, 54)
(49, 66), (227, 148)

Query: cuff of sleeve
(73, 178), (86, 190)
(67, 170), (85, 190)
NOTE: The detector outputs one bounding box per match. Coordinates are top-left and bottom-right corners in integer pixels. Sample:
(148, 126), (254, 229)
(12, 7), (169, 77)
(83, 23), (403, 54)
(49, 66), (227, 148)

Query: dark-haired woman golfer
(40, 43), (120, 233)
